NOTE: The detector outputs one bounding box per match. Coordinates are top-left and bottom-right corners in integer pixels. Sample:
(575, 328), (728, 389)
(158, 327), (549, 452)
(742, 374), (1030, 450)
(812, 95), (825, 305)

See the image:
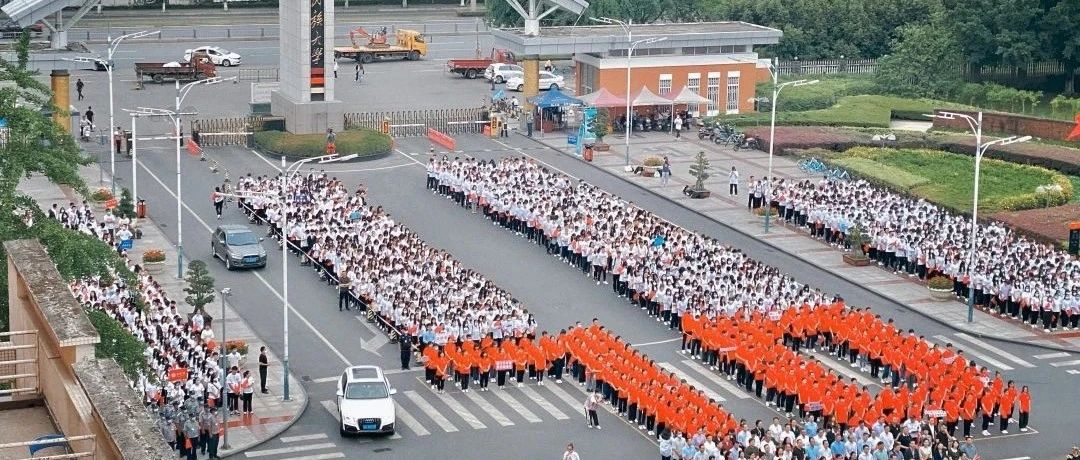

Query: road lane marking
(491, 388), (543, 423)
(393, 401), (431, 436)
(136, 160), (354, 366)
(519, 385), (570, 420)
(462, 388), (515, 426)
(657, 362), (725, 402)
(280, 433), (329, 443)
(432, 391), (487, 429)
(244, 442), (338, 457)
(1049, 359), (1080, 367)
(543, 381), (585, 414)
(275, 454), (345, 460)
(312, 376), (339, 383)
(393, 148), (428, 167)
(630, 337), (681, 347)
(951, 333), (1035, 368)
(403, 390), (459, 432)
(321, 400), (340, 421)
(1032, 352), (1070, 360)
(680, 359), (752, 399)
(804, 351), (879, 388)
(933, 335), (1013, 371)
(1067, 369), (1080, 374)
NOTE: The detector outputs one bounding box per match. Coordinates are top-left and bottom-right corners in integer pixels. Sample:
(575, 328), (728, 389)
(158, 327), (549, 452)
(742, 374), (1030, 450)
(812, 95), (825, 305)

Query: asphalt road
(97, 130), (1075, 459)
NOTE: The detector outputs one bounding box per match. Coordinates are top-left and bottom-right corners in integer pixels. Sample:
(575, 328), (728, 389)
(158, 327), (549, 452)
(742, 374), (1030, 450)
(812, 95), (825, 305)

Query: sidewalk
(526, 131), (1080, 352)
(16, 164), (307, 458)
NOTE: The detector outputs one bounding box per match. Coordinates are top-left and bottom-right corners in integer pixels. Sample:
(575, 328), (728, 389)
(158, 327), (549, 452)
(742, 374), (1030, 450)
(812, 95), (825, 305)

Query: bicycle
(798, 157), (827, 174)
(828, 167), (851, 182)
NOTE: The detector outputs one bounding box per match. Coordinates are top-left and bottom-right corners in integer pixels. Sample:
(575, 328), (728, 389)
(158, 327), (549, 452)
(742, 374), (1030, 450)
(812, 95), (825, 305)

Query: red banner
(167, 367), (189, 382)
(495, 360), (513, 371)
(427, 127), (456, 150)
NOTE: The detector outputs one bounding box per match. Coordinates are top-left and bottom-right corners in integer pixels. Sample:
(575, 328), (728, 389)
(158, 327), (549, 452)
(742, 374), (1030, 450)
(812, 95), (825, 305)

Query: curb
(516, 133), (1080, 354)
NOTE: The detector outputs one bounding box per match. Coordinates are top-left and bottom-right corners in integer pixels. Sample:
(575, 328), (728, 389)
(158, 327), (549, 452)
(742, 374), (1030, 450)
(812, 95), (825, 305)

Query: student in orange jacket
(998, 381), (1018, 434)
(979, 388), (997, 435)
(1017, 385), (1031, 432)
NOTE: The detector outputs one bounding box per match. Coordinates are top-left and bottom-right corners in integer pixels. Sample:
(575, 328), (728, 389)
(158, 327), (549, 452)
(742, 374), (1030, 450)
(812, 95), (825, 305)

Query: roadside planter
(640, 156), (663, 177)
(927, 275), (954, 301)
(842, 224), (872, 266)
(142, 248), (167, 275)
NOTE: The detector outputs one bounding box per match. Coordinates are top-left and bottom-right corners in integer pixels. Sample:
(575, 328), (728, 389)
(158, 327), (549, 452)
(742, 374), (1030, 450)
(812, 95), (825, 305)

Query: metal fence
(190, 116), (260, 147)
(236, 67), (279, 82)
(344, 107), (487, 137)
(72, 21), (489, 43)
(777, 59), (878, 76)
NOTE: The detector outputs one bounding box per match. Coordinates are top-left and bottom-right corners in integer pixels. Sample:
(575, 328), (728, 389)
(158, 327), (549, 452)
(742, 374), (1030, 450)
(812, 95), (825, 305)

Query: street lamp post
(591, 17), (666, 166)
(64, 30), (159, 196)
(219, 287), (232, 451)
(764, 57), (818, 233)
(925, 110), (1030, 323)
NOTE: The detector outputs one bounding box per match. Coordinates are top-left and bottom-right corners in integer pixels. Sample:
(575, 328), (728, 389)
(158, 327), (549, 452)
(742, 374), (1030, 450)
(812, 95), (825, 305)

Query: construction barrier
(190, 116), (260, 147)
(344, 107), (488, 137)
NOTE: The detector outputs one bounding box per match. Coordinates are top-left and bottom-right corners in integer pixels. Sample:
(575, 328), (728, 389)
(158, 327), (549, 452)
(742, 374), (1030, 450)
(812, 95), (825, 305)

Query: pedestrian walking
(326, 128), (337, 155)
(258, 346), (270, 393)
(526, 116), (534, 137)
(76, 78), (84, 100)
(355, 62), (365, 82)
(501, 118), (509, 138)
(113, 127), (124, 154)
(673, 116), (682, 139)
(85, 106), (94, 125)
(212, 187), (225, 219)
(584, 390), (601, 429)
(659, 156), (672, 186)
(728, 166), (740, 196)
(563, 443), (581, 460)
(333, 60), (339, 78)
(241, 370), (255, 414)
(226, 366), (241, 415)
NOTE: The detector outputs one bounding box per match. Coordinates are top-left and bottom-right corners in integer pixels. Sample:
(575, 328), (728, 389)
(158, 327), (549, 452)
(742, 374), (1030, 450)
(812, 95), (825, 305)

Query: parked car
(484, 63), (523, 83)
(1, 19), (43, 34)
(183, 46), (242, 66)
(507, 71), (565, 92)
(210, 224), (266, 269)
(337, 365), (397, 436)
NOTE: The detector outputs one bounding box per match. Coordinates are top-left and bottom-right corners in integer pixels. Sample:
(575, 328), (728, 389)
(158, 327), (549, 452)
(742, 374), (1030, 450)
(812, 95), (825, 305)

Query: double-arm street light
(590, 17), (667, 166)
(64, 30), (160, 196)
(764, 57), (818, 233)
(925, 110), (1031, 323)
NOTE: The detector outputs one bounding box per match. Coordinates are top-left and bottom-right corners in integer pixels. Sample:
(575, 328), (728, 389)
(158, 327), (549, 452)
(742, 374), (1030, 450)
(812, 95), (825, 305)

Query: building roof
(3, 239), (100, 348)
(491, 22), (782, 57)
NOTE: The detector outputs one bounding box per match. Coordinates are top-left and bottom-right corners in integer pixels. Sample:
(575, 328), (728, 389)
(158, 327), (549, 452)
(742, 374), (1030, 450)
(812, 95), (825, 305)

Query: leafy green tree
(592, 109), (611, 142)
(1042, 0), (1080, 94)
(688, 150), (710, 192)
(875, 21), (963, 99)
(183, 259), (216, 316)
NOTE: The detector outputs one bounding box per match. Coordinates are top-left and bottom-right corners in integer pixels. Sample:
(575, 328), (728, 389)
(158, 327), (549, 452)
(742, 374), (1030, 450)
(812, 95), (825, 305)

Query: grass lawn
(714, 94), (965, 128)
(253, 128), (392, 159)
(827, 147), (1074, 213)
(1071, 176), (1080, 204)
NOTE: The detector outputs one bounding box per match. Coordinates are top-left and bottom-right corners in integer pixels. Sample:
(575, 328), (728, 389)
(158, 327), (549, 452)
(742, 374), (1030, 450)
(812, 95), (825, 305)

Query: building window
(687, 73), (701, 115)
(659, 74), (672, 95)
(706, 72), (721, 116)
(726, 72), (740, 114)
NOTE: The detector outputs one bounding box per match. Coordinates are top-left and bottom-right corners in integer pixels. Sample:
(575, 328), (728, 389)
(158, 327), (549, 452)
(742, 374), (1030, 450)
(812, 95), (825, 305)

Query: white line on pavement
(805, 351), (879, 388)
(432, 391), (487, 429)
(393, 401), (430, 436)
(1032, 352), (1070, 360)
(312, 376), (338, 383)
(657, 362), (725, 402)
(491, 388), (543, 423)
(951, 333), (1036, 368)
(519, 385), (570, 420)
(1067, 369), (1080, 375)
(353, 315), (389, 355)
(933, 335), (1013, 371)
(321, 400), (340, 422)
(630, 337), (681, 347)
(462, 388), (515, 426)
(679, 359), (751, 399)
(1049, 359), (1080, 368)
(137, 160), (354, 367)
(393, 148), (428, 167)
(543, 381), (586, 414)
(249, 149), (284, 172)
(274, 454), (345, 460)
(244, 442), (338, 458)
(280, 433), (328, 443)
(403, 390), (459, 432)
(333, 163), (417, 173)
(993, 457), (1031, 460)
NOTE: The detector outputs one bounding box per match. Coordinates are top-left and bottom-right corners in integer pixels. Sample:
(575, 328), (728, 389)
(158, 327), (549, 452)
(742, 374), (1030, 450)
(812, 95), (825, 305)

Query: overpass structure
(2, 0), (99, 49)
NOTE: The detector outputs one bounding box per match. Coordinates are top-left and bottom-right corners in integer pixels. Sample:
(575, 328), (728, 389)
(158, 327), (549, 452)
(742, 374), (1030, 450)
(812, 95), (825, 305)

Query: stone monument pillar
(50, 69), (71, 133)
(271, 0), (344, 134)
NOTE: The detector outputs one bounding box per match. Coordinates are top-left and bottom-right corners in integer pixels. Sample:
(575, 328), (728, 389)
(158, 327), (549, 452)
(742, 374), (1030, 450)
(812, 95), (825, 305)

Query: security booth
(1069, 221), (1080, 255)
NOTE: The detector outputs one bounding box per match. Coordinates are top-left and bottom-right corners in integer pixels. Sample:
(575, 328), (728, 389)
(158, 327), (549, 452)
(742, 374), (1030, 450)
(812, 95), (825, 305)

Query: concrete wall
(931, 109), (1079, 141)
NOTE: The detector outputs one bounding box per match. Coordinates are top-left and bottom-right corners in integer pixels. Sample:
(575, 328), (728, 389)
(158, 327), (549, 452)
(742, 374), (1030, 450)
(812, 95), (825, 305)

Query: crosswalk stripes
(462, 389), (516, 426)
(1032, 352), (1070, 360)
(491, 387), (543, 423)
(1049, 359), (1080, 368)
(932, 335), (1015, 371)
(403, 390), (460, 432)
(679, 359), (753, 399)
(950, 333), (1036, 368)
(657, 362), (726, 402)
(243, 432), (345, 460)
(432, 391), (487, 430)
(393, 401), (431, 436)
(321, 400), (340, 422)
(519, 385), (570, 419)
(543, 379), (588, 414)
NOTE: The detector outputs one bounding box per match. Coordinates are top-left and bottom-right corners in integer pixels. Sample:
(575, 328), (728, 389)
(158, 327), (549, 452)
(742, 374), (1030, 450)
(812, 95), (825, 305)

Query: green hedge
(253, 129), (392, 160)
(758, 76), (878, 112)
(711, 95), (960, 128)
(86, 310), (149, 382)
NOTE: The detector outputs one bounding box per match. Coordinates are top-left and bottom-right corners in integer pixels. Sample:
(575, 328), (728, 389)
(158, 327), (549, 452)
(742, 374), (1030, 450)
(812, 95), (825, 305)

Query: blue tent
(491, 89), (506, 101)
(527, 88), (583, 108)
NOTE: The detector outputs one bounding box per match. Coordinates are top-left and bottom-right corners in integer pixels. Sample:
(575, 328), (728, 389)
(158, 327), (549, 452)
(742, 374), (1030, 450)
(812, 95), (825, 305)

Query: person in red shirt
(1017, 385), (1031, 432)
(998, 381), (1019, 434)
(979, 388), (997, 436)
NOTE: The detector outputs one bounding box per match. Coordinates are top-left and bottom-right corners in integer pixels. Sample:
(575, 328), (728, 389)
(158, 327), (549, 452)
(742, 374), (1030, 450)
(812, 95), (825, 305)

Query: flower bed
(991, 204), (1080, 243)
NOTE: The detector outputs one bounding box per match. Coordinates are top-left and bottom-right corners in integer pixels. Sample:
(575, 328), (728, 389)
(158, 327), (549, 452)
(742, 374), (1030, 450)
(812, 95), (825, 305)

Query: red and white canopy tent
(577, 88), (625, 107)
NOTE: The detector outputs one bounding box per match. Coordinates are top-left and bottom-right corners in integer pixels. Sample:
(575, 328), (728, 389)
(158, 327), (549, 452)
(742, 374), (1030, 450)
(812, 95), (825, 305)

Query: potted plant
(183, 259), (216, 326)
(591, 109), (611, 151)
(685, 150), (711, 198)
(927, 275), (954, 301)
(842, 224), (873, 266)
(90, 188), (113, 211)
(641, 156), (664, 177)
(142, 248), (167, 274)
(753, 206), (778, 219)
(224, 339), (249, 356)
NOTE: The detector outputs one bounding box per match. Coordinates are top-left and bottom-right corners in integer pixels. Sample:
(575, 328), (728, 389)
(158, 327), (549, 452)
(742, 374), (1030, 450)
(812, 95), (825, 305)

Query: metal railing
(72, 21), (489, 43)
(0, 434), (96, 460)
(0, 330), (38, 398)
(236, 67), (278, 82)
(344, 107), (487, 136)
(191, 116), (261, 147)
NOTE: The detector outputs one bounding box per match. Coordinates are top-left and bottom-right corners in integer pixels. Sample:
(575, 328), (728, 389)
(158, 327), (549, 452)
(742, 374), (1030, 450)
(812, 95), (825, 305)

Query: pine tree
(183, 259), (216, 316)
(688, 150), (710, 192)
(117, 188), (136, 219)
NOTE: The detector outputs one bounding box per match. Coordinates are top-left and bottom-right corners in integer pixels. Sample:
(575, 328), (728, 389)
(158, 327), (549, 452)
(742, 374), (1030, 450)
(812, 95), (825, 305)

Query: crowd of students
(50, 209), (248, 459)
(756, 176), (1079, 333)
(234, 172), (538, 342)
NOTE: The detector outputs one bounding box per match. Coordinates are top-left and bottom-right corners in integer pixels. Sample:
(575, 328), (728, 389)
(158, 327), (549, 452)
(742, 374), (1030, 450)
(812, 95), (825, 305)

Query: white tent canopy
(669, 86), (711, 105)
(630, 86), (672, 107)
(577, 88), (625, 108)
